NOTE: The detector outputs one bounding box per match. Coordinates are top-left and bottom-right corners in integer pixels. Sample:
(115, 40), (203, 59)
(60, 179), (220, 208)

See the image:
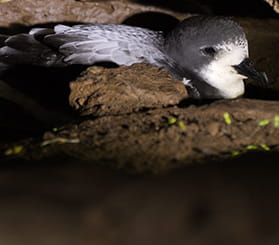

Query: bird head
(165, 16), (268, 99)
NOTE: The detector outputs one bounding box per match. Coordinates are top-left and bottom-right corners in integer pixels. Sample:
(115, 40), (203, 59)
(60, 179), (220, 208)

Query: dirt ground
(0, 0), (279, 244)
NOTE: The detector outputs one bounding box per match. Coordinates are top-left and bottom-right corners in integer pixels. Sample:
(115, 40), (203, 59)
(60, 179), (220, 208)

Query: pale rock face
(264, 0), (279, 13)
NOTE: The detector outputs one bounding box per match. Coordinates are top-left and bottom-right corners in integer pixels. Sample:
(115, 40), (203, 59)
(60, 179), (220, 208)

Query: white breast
(199, 44), (248, 99)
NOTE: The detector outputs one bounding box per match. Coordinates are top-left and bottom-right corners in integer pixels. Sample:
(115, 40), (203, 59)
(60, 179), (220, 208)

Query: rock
(13, 98), (279, 173)
(264, 0), (279, 13)
(0, 0), (187, 28)
(0, 0), (276, 31)
(69, 64), (188, 116)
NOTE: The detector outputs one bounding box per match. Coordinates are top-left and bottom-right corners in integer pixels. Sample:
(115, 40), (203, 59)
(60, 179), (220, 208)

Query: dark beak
(233, 58), (268, 87)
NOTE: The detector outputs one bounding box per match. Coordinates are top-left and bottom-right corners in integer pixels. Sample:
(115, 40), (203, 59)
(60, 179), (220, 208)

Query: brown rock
(0, 0), (187, 28)
(207, 122), (221, 137)
(264, 0), (279, 13)
(69, 63), (188, 116)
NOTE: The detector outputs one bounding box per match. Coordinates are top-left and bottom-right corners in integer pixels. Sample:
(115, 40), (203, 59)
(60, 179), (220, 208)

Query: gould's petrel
(0, 15), (268, 99)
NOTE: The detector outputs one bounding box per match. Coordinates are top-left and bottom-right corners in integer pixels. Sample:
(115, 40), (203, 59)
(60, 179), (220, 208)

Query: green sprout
(223, 112), (232, 125)
(246, 145), (258, 150)
(178, 121), (187, 131)
(4, 145), (24, 156)
(231, 151), (240, 156)
(258, 119), (270, 126)
(274, 115), (279, 128)
(168, 117), (177, 125)
(260, 144), (270, 151)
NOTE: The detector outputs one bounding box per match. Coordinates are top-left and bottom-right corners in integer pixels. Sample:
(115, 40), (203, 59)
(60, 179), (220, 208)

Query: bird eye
(201, 47), (217, 56)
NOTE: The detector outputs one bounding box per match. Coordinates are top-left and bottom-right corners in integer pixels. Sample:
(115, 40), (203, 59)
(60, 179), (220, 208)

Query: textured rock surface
(0, 0), (275, 32)
(264, 0), (279, 13)
(0, 0), (187, 28)
(32, 99), (279, 173)
(69, 64), (188, 116)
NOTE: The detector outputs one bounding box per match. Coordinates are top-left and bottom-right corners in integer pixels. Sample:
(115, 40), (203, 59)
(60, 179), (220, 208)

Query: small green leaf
(258, 119), (270, 126)
(4, 148), (13, 156)
(4, 145), (23, 156)
(231, 151), (240, 156)
(223, 112), (232, 125)
(274, 115), (279, 128)
(260, 144), (270, 151)
(246, 145), (258, 150)
(168, 117), (177, 125)
(13, 146), (23, 154)
(178, 121), (187, 131)
(52, 127), (58, 132)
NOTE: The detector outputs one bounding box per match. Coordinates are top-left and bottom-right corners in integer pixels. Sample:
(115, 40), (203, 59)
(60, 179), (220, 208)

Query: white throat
(199, 44), (248, 99)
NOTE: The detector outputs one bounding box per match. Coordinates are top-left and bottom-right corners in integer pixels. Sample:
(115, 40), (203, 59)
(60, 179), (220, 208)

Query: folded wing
(0, 24), (166, 68)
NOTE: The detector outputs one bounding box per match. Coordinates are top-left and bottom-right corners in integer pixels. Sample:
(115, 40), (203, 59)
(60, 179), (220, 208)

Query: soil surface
(0, 0), (279, 244)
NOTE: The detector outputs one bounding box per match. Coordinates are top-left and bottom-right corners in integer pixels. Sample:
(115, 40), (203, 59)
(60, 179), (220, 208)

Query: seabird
(0, 15), (268, 99)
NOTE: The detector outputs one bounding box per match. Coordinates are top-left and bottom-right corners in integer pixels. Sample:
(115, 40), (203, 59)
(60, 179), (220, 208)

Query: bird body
(0, 16), (268, 99)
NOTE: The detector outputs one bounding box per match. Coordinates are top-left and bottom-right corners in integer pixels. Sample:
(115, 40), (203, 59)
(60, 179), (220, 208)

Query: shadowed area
(0, 155), (278, 244)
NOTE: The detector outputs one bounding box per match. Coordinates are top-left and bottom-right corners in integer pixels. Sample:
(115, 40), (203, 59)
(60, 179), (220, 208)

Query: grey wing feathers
(0, 23), (166, 68)
(44, 24), (165, 66)
(0, 31), (64, 66)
